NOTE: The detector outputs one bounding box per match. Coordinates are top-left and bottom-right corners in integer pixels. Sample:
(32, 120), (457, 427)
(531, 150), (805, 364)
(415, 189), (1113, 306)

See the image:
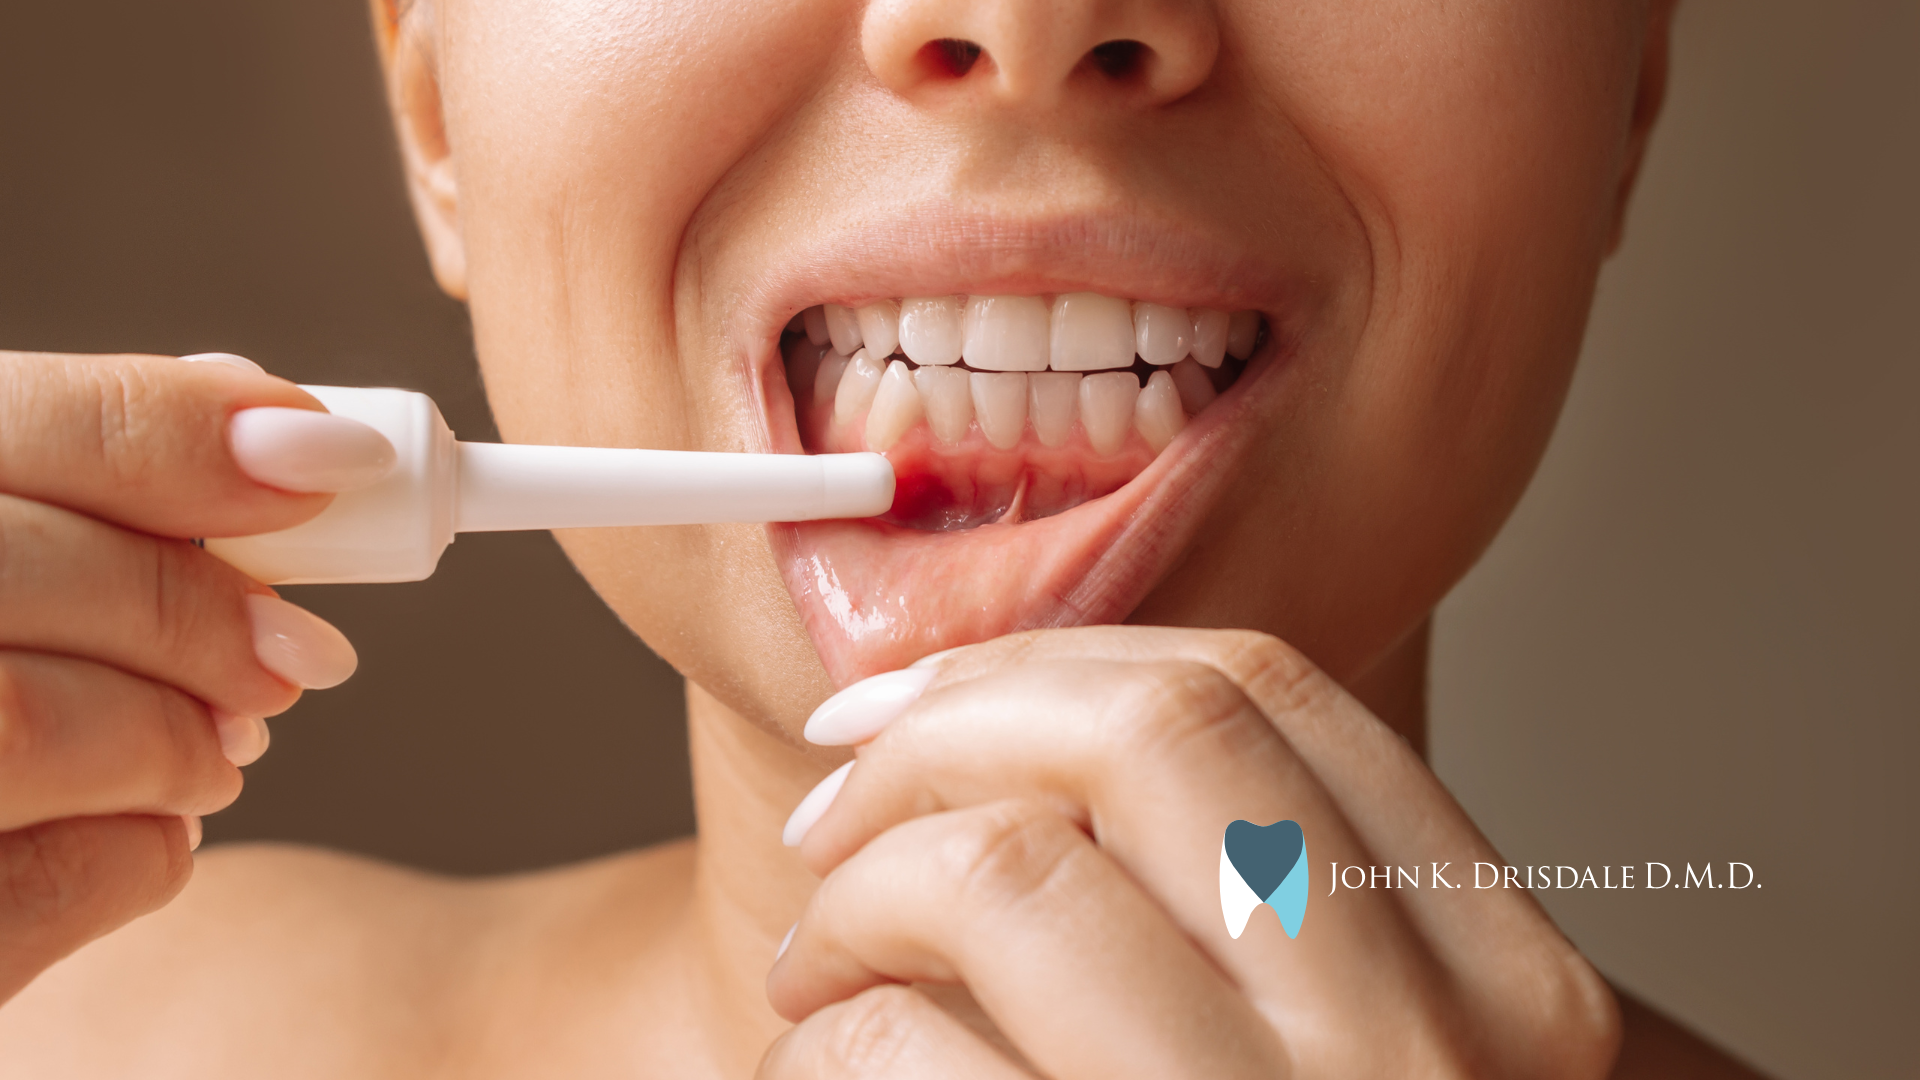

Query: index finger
(0, 351), (333, 538)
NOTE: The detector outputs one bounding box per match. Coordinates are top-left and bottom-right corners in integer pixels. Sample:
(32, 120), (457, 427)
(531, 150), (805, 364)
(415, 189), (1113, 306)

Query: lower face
(438, 0), (1644, 731)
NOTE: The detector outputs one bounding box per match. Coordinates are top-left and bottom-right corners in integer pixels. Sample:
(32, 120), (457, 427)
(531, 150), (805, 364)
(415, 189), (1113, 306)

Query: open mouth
(747, 217), (1306, 686)
(784, 296), (1263, 528)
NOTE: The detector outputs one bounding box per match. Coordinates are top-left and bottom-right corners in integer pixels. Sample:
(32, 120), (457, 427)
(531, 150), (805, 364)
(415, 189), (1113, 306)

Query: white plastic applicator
(205, 385), (894, 585)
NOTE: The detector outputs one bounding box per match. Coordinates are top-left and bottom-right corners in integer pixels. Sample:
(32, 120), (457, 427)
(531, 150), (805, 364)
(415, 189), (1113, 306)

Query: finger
(772, 801), (1287, 1080)
(0, 350), (342, 538)
(897, 627), (1611, 1060)
(923, 628), (1478, 875)
(0, 814), (193, 1006)
(0, 496), (343, 715)
(759, 984), (1036, 1079)
(800, 657), (1443, 1022)
(0, 652), (248, 831)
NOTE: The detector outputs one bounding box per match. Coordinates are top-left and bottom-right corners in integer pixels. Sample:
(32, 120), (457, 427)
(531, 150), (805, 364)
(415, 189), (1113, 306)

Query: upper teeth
(790, 294), (1263, 455)
(805, 295), (1261, 373)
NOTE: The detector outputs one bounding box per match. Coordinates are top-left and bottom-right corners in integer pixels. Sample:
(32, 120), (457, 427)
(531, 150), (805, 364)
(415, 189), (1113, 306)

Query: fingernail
(782, 761), (853, 848)
(180, 352), (266, 374)
(803, 668), (934, 746)
(227, 407), (397, 493)
(908, 647), (961, 670)
(247, 594), (359, 689)
(212, 709), (270, 767)
(182, 815), (204, 851)
(776, 922), (797, 960)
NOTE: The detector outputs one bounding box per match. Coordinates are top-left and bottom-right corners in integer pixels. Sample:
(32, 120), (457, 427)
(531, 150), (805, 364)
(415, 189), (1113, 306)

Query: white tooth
(1226, 310), (1261, 359)
(814, 350), (850, 409)
(1028, 372), (1081, 449)
(803, 306), (830, 347)
(1047, 292), (1135, 371)
(865, 360), (924, 451)
(1169, 358), (1217, 415)
(784, 336), (825, 405)
(1189, 309), (1229, 368)
(914, 365), (973, 445)
(1134, 370), (1186, 453)
(899, 296), (965, 366)
(824, 304), (863, 355)
(1134, 302), (1192, 366)
(1080, 372), (1139, 455)
(963, 295), (1050, 371)
(856, 300), (900, 358)
(970, 372), (1028, 451)
(833, 348), (886, 427)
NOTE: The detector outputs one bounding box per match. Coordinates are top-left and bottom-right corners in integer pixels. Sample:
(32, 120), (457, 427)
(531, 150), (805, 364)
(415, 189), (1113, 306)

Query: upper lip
(732, 200), (1312, 451)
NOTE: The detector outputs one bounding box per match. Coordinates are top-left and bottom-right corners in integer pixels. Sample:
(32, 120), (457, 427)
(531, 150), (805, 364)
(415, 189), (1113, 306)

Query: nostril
(1088, 39), (1147, 80)
(918, 38), (984, 79)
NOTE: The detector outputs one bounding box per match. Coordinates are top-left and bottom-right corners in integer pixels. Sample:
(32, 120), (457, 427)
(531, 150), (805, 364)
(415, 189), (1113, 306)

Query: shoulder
(0, 839), (698, 1079)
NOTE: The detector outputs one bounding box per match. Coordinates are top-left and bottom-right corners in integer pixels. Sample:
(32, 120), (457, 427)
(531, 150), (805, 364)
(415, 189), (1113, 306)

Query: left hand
(761, 626), (1621, 1079)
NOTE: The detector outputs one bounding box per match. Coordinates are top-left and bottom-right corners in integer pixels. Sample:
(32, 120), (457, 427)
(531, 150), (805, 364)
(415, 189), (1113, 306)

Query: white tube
(455, 442), (893, 531)
(205, 386), (893, 585)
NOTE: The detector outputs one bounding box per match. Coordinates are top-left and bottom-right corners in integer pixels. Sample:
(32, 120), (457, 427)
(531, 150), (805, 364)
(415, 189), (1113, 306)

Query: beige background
(0, 2), (1910, 1077)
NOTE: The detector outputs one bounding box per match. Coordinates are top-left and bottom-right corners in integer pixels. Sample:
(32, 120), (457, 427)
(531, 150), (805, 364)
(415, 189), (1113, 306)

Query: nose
(862, 0), (1219, 109)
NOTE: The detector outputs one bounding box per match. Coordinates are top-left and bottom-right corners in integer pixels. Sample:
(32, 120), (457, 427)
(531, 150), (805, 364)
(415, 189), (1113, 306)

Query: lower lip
(767, 349), (1282, 684)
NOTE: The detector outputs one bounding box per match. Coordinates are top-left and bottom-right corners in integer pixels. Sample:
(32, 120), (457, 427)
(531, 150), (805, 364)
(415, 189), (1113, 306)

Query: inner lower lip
(783, 296), (1263, 530)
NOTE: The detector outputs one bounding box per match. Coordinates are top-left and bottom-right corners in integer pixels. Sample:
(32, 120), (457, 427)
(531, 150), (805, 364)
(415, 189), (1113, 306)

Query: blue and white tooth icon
(1220, 819), (1309, 939)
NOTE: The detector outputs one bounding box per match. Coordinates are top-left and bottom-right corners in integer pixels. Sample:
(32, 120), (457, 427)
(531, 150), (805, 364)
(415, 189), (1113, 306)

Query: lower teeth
(784, 310), (1261, 529)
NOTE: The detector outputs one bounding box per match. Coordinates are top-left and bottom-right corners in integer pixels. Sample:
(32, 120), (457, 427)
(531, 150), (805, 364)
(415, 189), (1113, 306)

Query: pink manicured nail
(212, 709), (271, 767)
(776, 922), (797, 960)
(228, 407), (397, 494)
(782, 761), (853, 847)
(182, 815), (204, 851)
(803, 669), (934, 746)
(180, 352), (266, 374)
(247, 594), (359, 689)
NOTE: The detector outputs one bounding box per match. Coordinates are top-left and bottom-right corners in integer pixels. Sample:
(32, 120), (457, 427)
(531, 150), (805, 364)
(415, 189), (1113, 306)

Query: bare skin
(0, 0), (1767, 1075)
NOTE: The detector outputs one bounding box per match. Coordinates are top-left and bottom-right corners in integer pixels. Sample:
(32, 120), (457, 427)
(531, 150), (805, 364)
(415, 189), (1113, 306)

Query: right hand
(0, 350), (390, 1005)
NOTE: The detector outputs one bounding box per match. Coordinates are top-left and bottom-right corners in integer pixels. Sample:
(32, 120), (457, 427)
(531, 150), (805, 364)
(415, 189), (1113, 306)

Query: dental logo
(1220, 819), (1309, 940)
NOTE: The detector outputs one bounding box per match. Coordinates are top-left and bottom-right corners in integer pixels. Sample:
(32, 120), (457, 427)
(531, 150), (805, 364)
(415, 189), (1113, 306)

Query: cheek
(436, 0), (856, 717)
(442, 0), (852, 448)
(1149, 1), (1640, 671)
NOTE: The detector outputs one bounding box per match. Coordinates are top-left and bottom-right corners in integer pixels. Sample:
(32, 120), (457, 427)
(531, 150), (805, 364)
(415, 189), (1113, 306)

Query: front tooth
(824, 304), (863, 356)
(1028, 372), (1081, 448)
(1134, 303), (1192, 366)
(899, 296), (964, 366)
(1048, 293), (1135, 371)
(1226, 310), (1261, 359)
(803, 306), (830, 347)
(814, 350), (850, 409)
(914, 365), (973, 445)
(970, 372), (1028, 451)
(1189, 309), (1229, 368)
(856, 301), (900, 358)
(963, 295), (1050, 371)
(865, 360), (924, 451)
(833, 348), (885, 427)
(1134, 370), (1186, 453)
(1169, 358), (1217, 414)
(1080, 372), (1140, 455)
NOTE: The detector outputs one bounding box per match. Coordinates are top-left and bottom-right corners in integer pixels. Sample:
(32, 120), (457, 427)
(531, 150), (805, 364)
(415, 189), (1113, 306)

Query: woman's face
(399, 0), (1659, 729)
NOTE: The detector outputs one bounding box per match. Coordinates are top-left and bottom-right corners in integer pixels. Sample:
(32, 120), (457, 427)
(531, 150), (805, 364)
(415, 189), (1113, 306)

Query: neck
(675, 618), (1431, 1067)
(1348, 617), (1431, 756)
